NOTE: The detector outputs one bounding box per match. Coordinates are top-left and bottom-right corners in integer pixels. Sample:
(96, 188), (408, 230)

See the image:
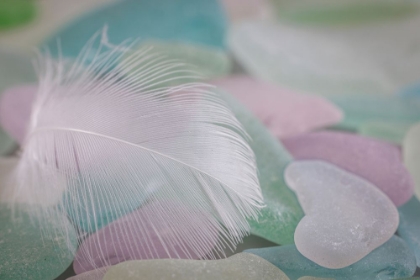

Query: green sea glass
(121, 40), (231, 87)
(0, 49), (37, 155)
(398, 196), (420, 267)
(403, 123), (420, 198)
(359, 121), (413, 144)
(221, 91), (304, 245)
(0, 0), (36, 29)
(245, 236), (416, 280)
(0, 204), (77, 280)
(330, 95), (420, 131)
(103, 253), (290, 280)
(271, 0), (419, 25)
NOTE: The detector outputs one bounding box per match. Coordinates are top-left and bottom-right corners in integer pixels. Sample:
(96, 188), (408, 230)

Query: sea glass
(245, 235), (416, 280)
(329, 95), (420, 131)
(43, 0), (227, 58)
(103, 253), (290, 280)
(283, 131), (414, 206)
(0, 204), (77, 280)
(398, 196), (420, 267)
(212, 76), (343, 139)
(285, 160), (399, 269)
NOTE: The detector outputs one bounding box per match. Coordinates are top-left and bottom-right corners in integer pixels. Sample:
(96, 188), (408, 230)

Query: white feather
(6, 31), (264, 267)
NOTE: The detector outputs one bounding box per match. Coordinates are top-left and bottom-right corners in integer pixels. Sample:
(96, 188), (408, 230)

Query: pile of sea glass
(0, 0), (420, 279)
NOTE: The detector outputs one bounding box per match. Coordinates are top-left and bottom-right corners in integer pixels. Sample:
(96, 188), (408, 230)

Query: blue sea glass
(43, 0), (227, 58)
(245, 235), (416, 280)
(398, 196), (420, 267)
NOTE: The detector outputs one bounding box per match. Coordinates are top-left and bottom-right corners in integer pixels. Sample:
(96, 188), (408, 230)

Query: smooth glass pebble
(0, 49), (36, 154)
(245, 235), (416, 280)
(0, 204), (77, 280)
(221, 91), (303, 245)
(103, 253), (290, 280)
(285, 161), (399, 268)
(0, 85), (36, 145)
(44, 0), (227, 58)
(0, 0), (36, 29)
(282, 131), (414, 206)
(67, 267), (108, 280)
(403, 123), (420, 198)
(212, 76), (343, 139)
(398, 196), (420, 267)
(359, 121), (412, 144)
(270, 0), (419, 25)
(330, 95), (420, 131)
(228, 18), (420, 96)
(73, 201), (219, 274)
(122, 41), (231, 87)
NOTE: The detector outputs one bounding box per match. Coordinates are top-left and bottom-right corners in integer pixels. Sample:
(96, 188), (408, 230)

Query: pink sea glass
(73, 200), (219, 274)
(282, 131), (414, 206)
(0, 85), (36, 144)
(211, 75), (343, 139)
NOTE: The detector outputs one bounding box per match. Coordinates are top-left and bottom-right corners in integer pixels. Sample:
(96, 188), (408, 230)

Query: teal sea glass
(330, 95), (420, 131)
(398, 196), (420, 267)
(43, 0), (227, 58)
(0, 204), (77, 280)
(245, 236), (416, 280)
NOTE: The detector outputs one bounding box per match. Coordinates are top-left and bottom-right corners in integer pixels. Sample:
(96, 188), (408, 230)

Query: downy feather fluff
(6, 31), (264, 269)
